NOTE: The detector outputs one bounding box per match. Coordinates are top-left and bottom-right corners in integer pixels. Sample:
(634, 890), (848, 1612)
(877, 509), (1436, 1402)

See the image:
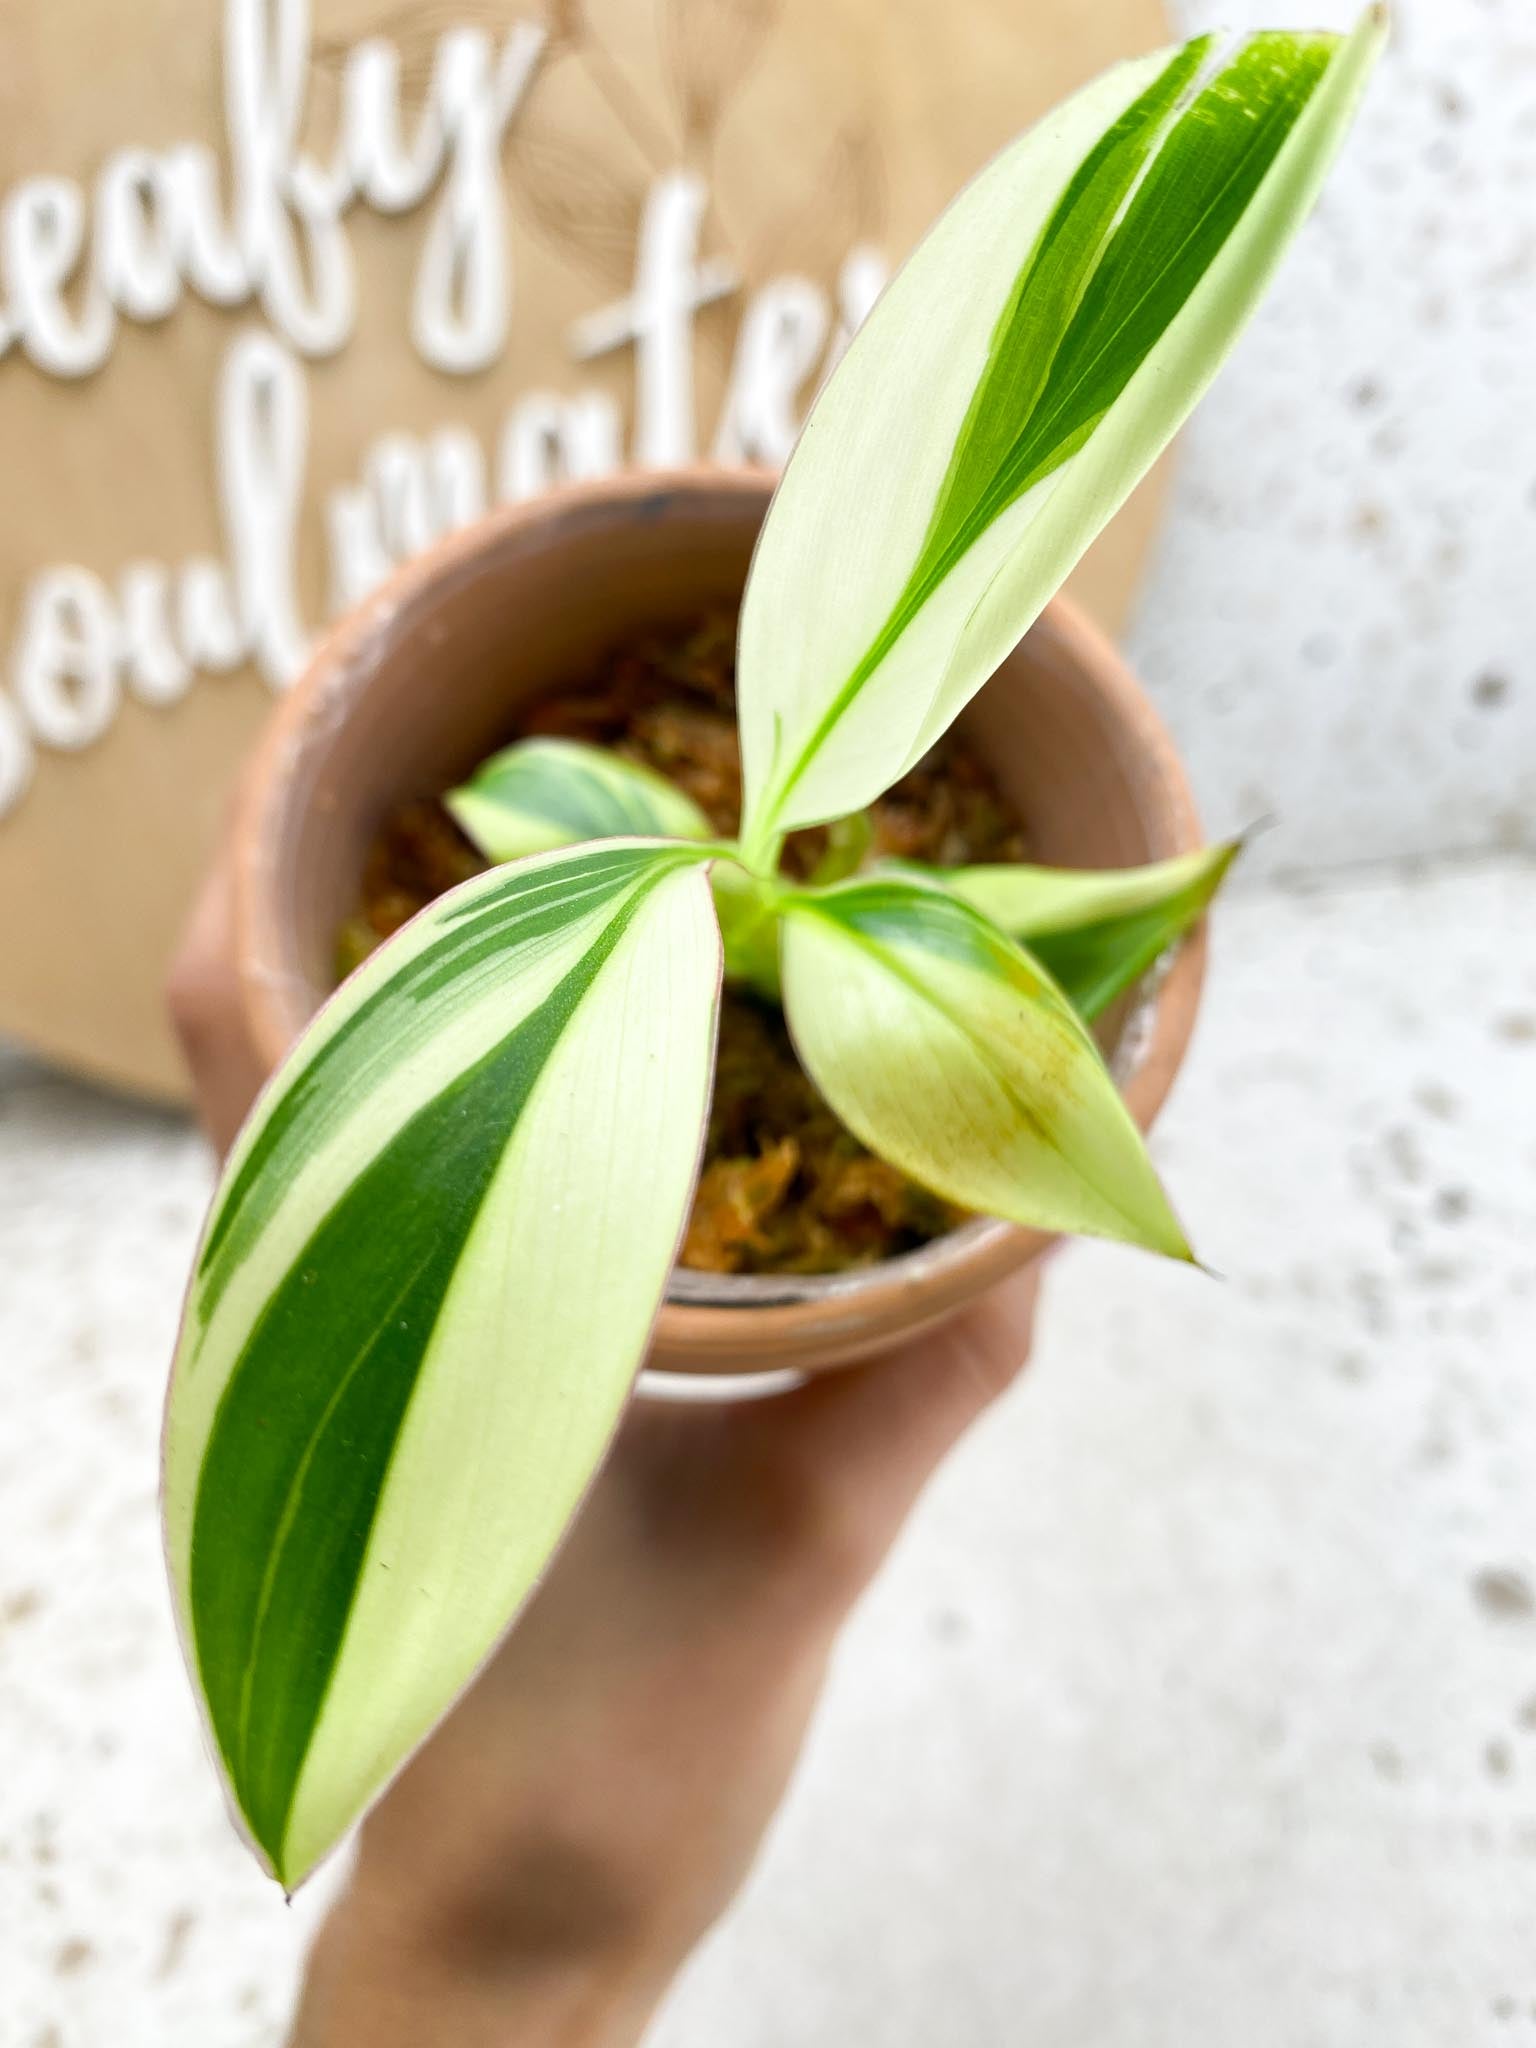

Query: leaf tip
(268, 1830), (324, 1900)
(1205, 837), (1246, 895)
(1130, 1192), (1201, 1269)
(1233, 812), (1278, 853)
(1164, 1228), (1203, 1270)
(1353, 1), (1392, 63)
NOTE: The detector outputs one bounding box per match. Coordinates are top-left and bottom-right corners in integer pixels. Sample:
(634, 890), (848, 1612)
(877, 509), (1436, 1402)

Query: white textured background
(4, 2), (1535, 2042)
(1149, 0), (1536, 872)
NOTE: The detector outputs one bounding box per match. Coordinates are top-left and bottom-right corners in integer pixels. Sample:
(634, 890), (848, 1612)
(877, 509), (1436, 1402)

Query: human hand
(289, 1270), (1041, 2047)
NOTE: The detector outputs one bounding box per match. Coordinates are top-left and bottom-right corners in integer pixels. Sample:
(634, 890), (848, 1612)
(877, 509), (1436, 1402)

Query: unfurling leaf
(736, 11), (1386, 853)
(939, 841), (1241, 1021)
(447, 736), (714, 863)
(163, 843), (721, 1889)
(778, 876), (1191, 1258)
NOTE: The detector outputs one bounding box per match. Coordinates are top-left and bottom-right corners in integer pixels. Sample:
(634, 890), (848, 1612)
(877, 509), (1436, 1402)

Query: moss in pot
(335, 608), (1232, 1278)
(161, 16), (1384, 1893)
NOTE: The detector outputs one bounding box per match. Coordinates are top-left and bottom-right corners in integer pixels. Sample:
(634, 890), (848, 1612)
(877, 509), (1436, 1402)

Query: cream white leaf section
(734, 46), (1181, 845)
(941, 847), (1235, 939)
(164, 846), (663, 1532)
(779, 877), (1191, 1257)
(280, 864), (722, 1882)
(162, 841), (721, 1889)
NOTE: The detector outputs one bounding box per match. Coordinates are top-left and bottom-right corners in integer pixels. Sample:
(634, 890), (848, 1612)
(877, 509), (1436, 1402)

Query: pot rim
(227, 466), (1206, 1358)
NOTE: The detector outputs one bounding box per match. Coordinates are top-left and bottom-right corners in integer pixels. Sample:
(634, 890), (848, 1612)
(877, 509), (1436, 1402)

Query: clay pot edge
(218, 467), (1208, 1376)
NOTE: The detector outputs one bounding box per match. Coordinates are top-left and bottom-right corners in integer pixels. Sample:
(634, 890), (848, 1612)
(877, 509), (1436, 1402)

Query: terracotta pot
(169, 468), (1207, 1377)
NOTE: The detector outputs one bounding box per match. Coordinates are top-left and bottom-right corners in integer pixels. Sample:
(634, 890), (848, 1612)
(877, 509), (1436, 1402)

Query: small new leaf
(939, 841), (1240, 1021)
(779, 876), (1192, 1258)
(448, 737), (714, 864)
(163, 842), (722, 1890)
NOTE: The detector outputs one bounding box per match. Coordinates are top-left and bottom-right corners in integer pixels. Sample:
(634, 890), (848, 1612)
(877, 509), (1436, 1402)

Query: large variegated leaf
(939, 842), (1239, 1021)
(163, 842), (721, 1890)
(447, 736), (713, 863)
(779, 876), (1190, 1258)
(737, 11), (1385, 850)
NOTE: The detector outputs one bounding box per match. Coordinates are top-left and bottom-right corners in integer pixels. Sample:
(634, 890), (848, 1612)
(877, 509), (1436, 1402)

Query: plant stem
(709, 854), (785, 1001)
(736, 822), (785, 878)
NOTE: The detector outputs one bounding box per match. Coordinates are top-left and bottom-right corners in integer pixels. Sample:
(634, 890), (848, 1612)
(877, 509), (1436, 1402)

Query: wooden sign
(0, 0), (1168, 1101)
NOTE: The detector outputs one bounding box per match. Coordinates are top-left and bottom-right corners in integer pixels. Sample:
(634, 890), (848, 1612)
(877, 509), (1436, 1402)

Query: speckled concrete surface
(1150, 0), (1536, 874)
(5, 859), (1534, 2044)
(656, 858), (1536, 2048)
(5, 0), (1536, 2040)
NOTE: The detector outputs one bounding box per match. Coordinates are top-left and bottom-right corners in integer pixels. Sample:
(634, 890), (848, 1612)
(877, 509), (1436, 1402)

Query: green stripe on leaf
(737, 11), (1385, 848)
(192, 910), (639, 1865)
(797, 35), (1215, 755)
(984, 33), (1336, 510)
(196, 844), (655, 1318)
(164, 843), (722, 1887)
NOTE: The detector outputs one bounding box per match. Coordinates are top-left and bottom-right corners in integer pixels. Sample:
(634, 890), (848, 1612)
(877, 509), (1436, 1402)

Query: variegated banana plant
(164, 11), (1384, 1891)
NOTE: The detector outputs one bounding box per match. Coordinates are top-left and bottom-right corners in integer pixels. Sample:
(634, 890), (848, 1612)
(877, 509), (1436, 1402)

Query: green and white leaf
(938, 841), (1240, 1021)
(779, 875), (1191, 1257)
(447, 737), (713, 864)
(737, 10), (1385, 850)
(163, 841), (721, 1890)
